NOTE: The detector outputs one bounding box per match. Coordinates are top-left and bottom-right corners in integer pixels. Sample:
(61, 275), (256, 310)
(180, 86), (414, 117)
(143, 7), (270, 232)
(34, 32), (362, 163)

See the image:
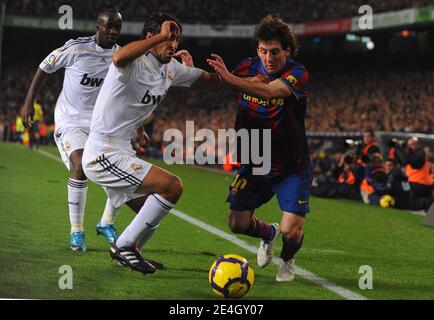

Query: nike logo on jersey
(141, 90), (163, 105)
(298, 200), (308, 204)
(80, 73), (104, 87)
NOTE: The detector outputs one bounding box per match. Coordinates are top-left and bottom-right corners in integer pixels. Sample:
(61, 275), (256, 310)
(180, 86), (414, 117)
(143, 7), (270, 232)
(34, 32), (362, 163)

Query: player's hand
(207, 54), (233, 84)
(160, 20), (180, 42)
(174, 50), (194, 67)
(20, 103), (35, 128)
(136, 127), (151, 148)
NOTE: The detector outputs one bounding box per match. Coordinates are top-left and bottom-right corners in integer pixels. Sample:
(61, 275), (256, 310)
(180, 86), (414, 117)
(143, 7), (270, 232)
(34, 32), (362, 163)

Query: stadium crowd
(1, 64), (433, 144)
(6, 0), (434, 23)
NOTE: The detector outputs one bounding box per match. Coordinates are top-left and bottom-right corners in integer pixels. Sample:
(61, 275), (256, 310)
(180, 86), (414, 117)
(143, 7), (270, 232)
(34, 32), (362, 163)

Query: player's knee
(281, 228), (302, 244)
(228, 215), (249, 234)
(165, 175), (183, 203)
(70, 162), (86, 180)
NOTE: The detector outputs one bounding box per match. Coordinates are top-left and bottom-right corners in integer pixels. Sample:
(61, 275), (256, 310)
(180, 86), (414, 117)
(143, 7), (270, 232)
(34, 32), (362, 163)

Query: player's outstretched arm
(113, 20), (180, 68)
(174, 50), (194, 67)
(21, 68), (49, 127)
(207, 53), (291, 100)
(193, 71), (226, 88)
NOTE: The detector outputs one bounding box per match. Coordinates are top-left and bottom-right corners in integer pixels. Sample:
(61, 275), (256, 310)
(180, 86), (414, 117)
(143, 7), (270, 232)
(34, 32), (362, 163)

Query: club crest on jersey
(130, 163), (143, 172)
(286, 75), (297, 85)
(47, 54), (57, 65)
(167, 70), (174, 81)
(80, 73), (104, 87)
(141, 90), (163, 105)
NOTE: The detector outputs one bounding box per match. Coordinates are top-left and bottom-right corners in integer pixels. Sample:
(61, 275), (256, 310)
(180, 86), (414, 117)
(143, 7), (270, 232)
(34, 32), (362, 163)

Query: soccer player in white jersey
(83, 13), (222, 274)
(20, 10), (123, 252)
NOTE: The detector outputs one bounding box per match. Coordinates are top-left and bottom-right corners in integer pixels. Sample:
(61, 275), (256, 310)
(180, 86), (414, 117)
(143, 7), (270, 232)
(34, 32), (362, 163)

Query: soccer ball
(379, 195), (396, 208)
(208, 254), (255, 299)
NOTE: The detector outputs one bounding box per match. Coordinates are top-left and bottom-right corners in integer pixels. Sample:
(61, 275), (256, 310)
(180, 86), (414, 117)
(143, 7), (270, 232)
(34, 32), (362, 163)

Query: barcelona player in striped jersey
(208, 14), (311, 282)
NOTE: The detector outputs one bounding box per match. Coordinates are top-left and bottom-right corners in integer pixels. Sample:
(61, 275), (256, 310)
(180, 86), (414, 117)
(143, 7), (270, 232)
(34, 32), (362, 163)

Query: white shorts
(82, 133), (152, 208)
(54, 127), (90, 170)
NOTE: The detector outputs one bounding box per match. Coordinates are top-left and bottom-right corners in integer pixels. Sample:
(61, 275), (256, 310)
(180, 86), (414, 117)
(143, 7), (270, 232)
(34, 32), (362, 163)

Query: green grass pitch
(0, 142), (433, 300)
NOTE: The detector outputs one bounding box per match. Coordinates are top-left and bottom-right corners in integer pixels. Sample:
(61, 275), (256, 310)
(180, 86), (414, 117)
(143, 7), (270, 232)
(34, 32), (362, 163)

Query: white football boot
(257, 223), (280, 268)
(276, 258), (296, 282)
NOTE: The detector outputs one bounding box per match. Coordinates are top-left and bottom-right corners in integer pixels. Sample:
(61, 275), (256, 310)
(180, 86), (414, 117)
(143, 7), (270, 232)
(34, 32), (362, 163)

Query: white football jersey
(39, 35), (120, 129)
(90, 52), (203, 141)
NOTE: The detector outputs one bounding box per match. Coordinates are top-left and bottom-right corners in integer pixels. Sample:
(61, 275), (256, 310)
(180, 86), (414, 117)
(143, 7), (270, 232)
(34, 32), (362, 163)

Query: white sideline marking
(37, 149), (63, 162)
(36, 148), (367, 300)
(408, 211), (425, 216)
(171, 209), (367, 300)
(302, 248), (347, 255)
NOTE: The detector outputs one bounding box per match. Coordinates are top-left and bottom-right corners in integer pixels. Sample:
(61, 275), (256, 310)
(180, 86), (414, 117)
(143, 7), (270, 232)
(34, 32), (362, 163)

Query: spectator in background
(0, 116), (5, 142)
(39, 119), (48, 145)
(403, 137), (432, 202)
(15, 115), (25, 144)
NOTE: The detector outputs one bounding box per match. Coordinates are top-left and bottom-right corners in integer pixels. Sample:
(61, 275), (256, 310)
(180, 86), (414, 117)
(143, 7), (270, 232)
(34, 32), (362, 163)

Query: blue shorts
(226, 164), (313, 217)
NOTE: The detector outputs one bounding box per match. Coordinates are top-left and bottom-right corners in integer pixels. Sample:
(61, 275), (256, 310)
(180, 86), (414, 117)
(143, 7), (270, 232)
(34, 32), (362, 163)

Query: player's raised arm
(21, 68), (49, 127)
(113, 20), (180, 68)
(207, 53), (291, 100)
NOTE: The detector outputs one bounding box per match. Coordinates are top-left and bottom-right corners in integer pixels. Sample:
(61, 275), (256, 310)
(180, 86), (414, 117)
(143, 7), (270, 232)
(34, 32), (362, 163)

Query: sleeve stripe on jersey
(278, 78), (300, 100)
(61, 36), (95, 48)
(60, 37), (94, 48)
(60, 37), (95, 52)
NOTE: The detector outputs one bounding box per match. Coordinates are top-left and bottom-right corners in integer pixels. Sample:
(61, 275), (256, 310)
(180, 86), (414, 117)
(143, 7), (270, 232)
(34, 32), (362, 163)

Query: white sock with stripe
(116, 194), (174, 248)
(68, 178), (88, 233)
(100, 198), (121, 227)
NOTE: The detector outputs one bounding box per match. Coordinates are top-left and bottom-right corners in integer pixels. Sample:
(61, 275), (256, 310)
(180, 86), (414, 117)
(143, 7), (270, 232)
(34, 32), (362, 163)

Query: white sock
(116, 194), (174, 248)
(100, 198), (120, 227)
(68, 178), (88, 233)
(137, 223), (159, 251)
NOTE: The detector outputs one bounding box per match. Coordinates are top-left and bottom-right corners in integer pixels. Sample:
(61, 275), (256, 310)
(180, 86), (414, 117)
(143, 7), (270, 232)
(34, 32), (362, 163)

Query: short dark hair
(385, 158), (396, 165)
(141, 12), (182, 37)
(363, 129), (375, 136)
(254, 14), (300, 57)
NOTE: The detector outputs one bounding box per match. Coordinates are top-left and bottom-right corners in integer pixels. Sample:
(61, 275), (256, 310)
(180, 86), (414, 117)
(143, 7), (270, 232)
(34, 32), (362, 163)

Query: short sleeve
(116, 57), (137, 82)
(39, 41), (77, 74)
(170, 59), (203, 87)
(280, 65), (309, 100)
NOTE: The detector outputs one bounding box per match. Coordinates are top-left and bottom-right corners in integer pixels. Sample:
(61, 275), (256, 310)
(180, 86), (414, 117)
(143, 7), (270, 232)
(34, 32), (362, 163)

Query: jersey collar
(94, 35), (117, 53)
(147, 51), (164, 68)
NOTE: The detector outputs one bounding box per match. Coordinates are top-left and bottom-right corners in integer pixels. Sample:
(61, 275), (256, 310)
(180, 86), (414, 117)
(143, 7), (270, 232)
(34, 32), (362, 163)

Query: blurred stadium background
(0, 0), (433, 300)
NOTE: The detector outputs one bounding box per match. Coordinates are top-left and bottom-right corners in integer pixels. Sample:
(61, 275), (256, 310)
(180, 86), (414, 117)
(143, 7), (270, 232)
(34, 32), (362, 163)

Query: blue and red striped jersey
(232, 57), (310, 176)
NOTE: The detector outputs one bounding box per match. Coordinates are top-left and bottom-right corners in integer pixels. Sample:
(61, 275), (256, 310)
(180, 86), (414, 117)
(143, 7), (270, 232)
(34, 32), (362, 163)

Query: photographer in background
(403, 138), (432, 196)
(360, 129), (381, 160)
(332, 151), (364, 200)
(387, 138), (407, 165)
(360, 153), (387, 204)
(369, 159), (411, 209)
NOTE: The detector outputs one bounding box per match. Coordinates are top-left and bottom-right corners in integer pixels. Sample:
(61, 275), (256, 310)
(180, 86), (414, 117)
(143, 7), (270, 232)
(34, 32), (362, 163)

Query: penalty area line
(36, 148), (367, 300)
